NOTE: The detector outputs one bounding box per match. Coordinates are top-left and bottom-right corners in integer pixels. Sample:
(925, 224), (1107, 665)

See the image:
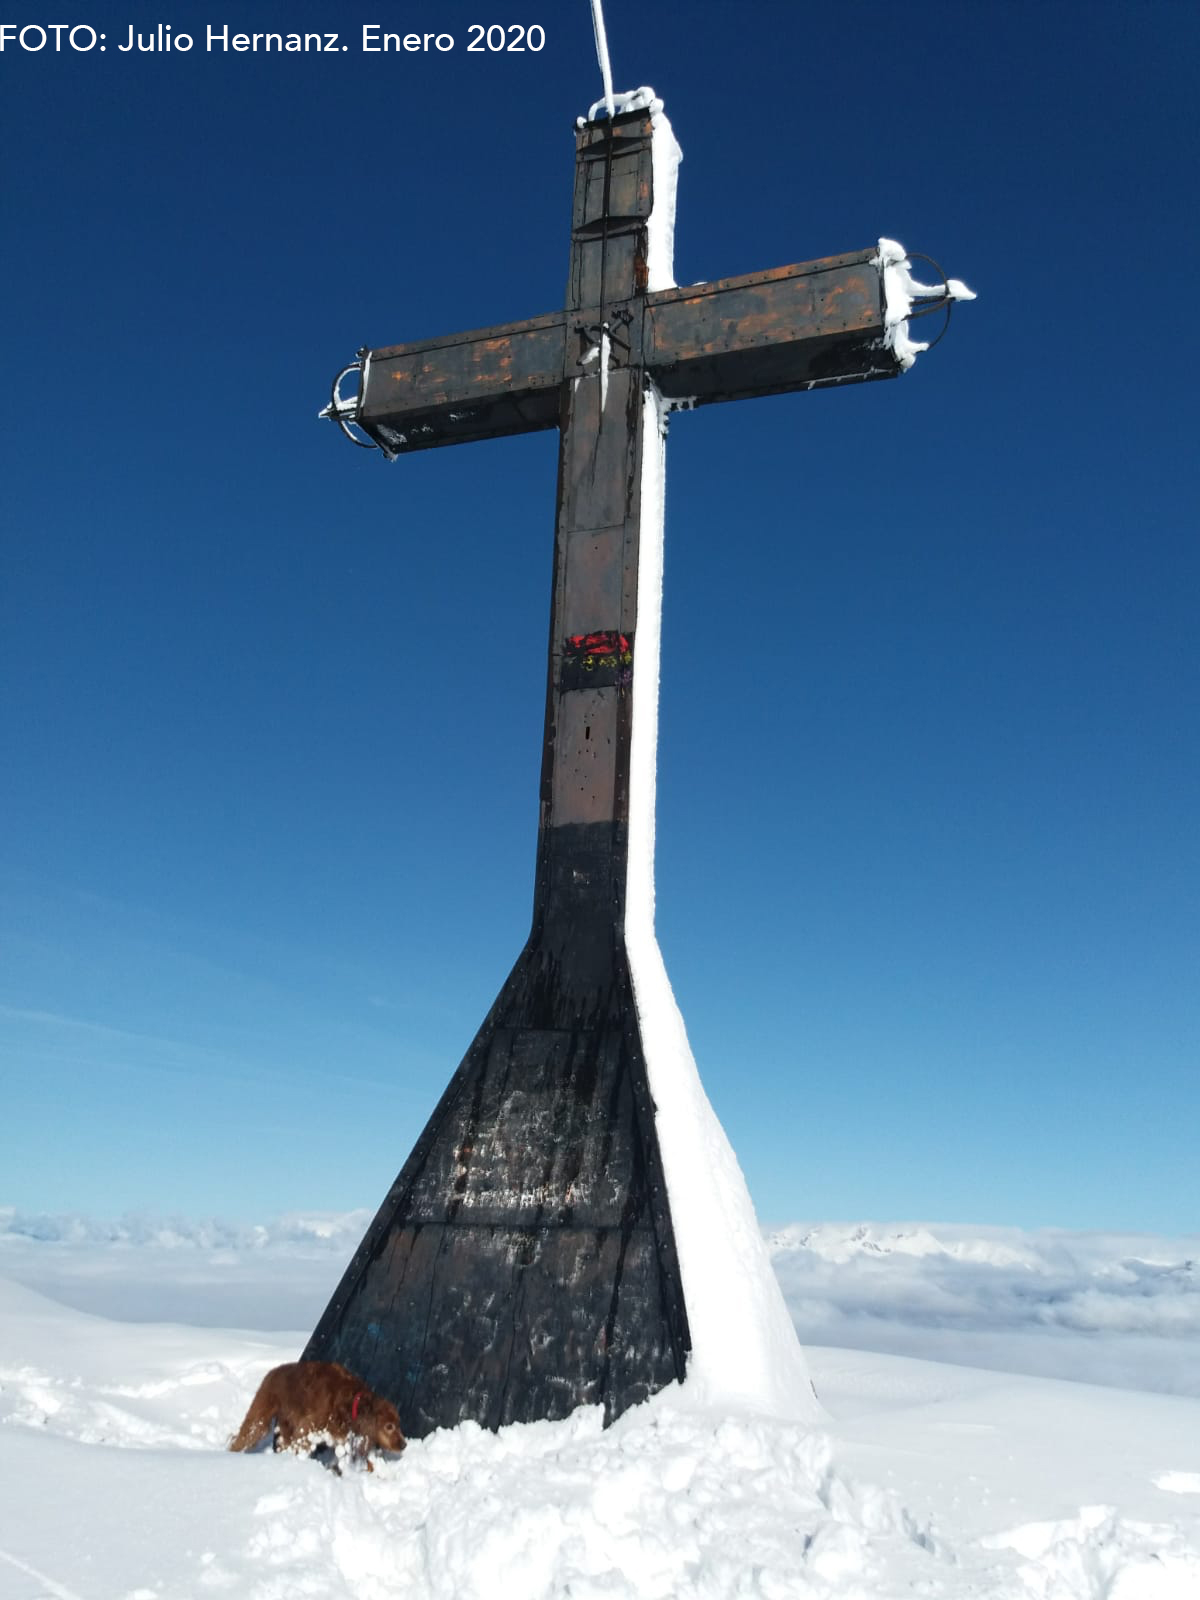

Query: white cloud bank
(768, 1221), (1200, 1397)
(2, 1209), (1196, 1396)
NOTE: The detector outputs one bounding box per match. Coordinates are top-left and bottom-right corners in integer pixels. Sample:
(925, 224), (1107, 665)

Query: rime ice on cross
(309, 95), (972, 1437)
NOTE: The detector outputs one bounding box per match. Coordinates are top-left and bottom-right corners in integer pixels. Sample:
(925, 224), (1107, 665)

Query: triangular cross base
(303, 821), (690, 1436)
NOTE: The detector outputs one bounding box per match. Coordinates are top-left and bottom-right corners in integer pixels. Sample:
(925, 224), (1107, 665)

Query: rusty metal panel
(357, 314), (566, 453)
(576, 143), (653, 230)
(552, 687), (619, 826)
(558, 527), (627, 635)
(572, 113), (654, 230)
(539, 364), (643, 837)
(571, 232), (651, 312)
(557, 368), (638, 533)
(568, 112), (654, 311)
(644, 252), (900, 402)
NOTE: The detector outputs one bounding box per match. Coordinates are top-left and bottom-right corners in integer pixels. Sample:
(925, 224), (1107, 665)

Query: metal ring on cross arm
(902, 253), (957, 352)
(324, 361), (379, 450)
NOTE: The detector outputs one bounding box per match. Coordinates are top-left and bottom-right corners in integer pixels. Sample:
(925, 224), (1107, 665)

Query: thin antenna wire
(590, 0), (616, 118)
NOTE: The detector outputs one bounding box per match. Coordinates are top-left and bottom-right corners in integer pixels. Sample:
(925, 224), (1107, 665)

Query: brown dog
(229, 1361), (405, 1470)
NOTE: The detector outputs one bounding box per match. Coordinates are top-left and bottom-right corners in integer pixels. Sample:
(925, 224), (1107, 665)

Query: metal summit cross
(307, 89), (971, 1437)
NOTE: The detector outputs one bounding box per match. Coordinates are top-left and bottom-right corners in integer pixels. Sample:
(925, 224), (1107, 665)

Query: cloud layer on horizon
(768, 1221), (1199, 1396)
(1, 1210), (1196, 1396)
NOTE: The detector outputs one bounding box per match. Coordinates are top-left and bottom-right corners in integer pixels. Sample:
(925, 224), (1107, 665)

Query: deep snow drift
(0, 1218), (1197, 1599)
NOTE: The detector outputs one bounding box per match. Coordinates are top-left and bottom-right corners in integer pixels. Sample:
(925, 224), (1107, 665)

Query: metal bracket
(319, 352), (379, 450)
(574, 305), (635, 370)
(900, 253), (961, 352)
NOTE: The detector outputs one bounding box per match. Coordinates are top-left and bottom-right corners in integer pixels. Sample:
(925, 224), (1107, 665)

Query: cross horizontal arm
(352, 310), (568, 457)
(643, 249), (898, 405)
(332, 247), (909, 458)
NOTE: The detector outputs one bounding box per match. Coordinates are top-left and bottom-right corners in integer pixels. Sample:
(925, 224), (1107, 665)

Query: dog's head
(362, 1395), (406, 1454)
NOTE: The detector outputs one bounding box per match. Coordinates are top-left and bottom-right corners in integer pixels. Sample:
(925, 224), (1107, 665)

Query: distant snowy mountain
(0, 1207), (374, 1331)
(765, 1220), (1043, 1268)
(765, 1219), (1196, 1273)
(0, 1205), (373, 1251)
(766, 1220), (1200, 1397)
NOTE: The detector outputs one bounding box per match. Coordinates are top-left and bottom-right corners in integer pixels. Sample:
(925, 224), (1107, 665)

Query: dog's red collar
(351, 1391), (362, 1422)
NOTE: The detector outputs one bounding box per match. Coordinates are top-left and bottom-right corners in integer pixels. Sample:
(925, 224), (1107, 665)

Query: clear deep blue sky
(2, 1), (1196, 1233)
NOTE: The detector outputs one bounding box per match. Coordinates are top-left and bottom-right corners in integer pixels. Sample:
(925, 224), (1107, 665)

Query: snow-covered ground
(1, 1213), (1197, 1599)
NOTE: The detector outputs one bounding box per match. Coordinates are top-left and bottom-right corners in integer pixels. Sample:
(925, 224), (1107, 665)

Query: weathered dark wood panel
(358, 315), (566, 454)
(568, 111), (655, 311)
(645, 252), (901, 402)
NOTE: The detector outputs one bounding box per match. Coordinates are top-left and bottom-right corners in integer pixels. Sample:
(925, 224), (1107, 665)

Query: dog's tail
(228, 1397), (274, 1453)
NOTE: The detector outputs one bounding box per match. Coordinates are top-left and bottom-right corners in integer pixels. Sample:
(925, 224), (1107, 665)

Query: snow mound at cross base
(3, 1277), (1200, 1599)
(289, 1403), (930, 1600)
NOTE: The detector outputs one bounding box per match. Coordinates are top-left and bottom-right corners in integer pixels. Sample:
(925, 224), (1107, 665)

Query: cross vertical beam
(536, 111), (653, 944)
(305, 109), (692, 1437)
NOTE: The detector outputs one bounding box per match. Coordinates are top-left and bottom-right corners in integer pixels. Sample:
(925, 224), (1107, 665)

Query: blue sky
(2, 0), (1196, 1232)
